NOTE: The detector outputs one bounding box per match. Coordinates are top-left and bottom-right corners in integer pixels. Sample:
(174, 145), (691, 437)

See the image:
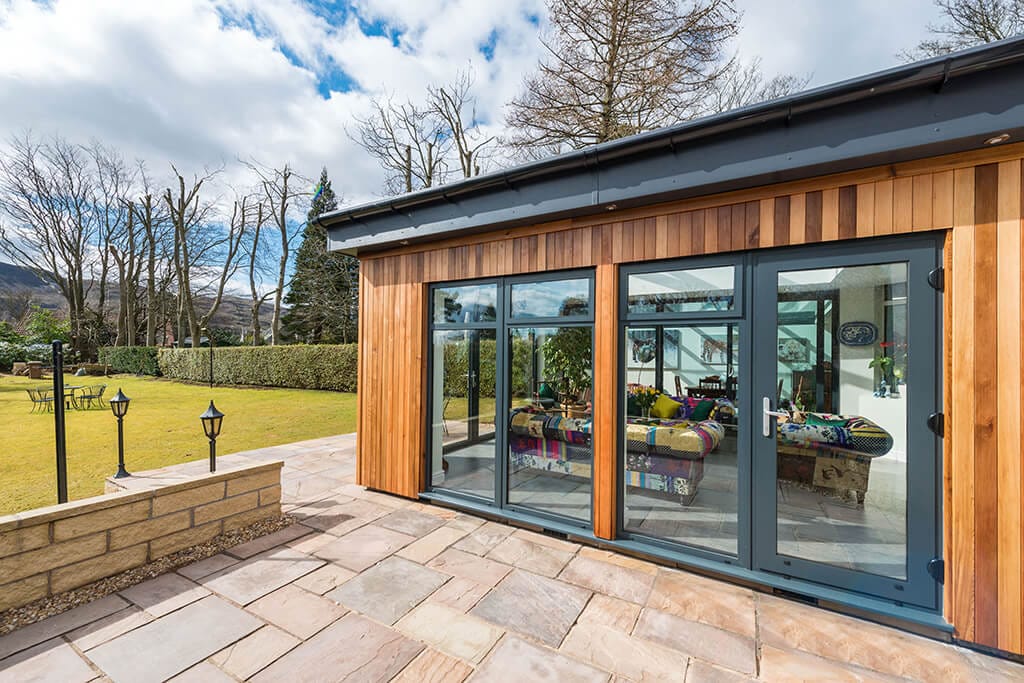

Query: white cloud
(0, 0), (947, 211)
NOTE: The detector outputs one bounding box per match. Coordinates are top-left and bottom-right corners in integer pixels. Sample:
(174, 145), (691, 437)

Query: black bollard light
(200, 400), (224, 473)
(51, 340), (68, 503)
(109, 388), (131, 478)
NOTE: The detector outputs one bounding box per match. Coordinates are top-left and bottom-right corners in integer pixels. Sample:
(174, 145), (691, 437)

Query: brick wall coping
(0, 461), (283, 532)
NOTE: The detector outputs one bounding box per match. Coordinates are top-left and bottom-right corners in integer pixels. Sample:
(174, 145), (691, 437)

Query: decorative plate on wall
(838, 321), (878, 346)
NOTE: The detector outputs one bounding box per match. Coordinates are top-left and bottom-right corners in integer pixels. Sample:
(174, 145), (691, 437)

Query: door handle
(762, 396), (788, 437)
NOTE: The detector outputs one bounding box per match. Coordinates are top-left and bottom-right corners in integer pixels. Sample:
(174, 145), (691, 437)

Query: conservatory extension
(316, 38), (1024, 659)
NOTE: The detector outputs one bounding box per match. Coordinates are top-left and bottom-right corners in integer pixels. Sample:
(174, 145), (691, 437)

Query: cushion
(650, 394), (683, 419)
(805, 413), (848, 427)
(690, 399), (716, 421)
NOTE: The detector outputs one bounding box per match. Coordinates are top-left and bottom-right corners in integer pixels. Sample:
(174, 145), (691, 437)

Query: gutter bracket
(934, 59), (952, 93)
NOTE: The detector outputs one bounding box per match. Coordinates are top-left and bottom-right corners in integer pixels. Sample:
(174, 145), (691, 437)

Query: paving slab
(167, 661), (237, 683)
(224, 523), (314, 559)
(426, 576), (491, 613)
(470, 569), (591, 647)
(560, 622), (690, 681)
(86, 595), (262, 683)
(397, 526), (469, 564)
(559, 555), (655, 604)
(118, 572), (210, 617)
(0, 594), (129, 660)
(314, 523), (416, 571)
(66, 606), (153, 651)
(377, 508), (447, 537)
(175, 553), (239, 581)
(428, 547), (513, 587)
(578, 594), (641, 633)
(251, 613), (423, 683)
(247, 584), (348, 639)
(392, 648), (473, 683)
(452, 521), (515, 556)
(486, 534), (576, 578)
(472, 635), (609, 683)
(293, 563), (356, 595)
(0, 638), (95, 683)
(633, 607), (756, 675)
(210, 625), (301, 680)
(647, 567), (756, 638)
(327, 556), (448, 625)
(199, 546), (324, 605)
(396, 601), (504, 663)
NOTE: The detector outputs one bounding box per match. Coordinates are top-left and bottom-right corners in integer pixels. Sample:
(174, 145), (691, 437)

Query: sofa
(508, 408), (723, 505)
(775, 413), (894, 504)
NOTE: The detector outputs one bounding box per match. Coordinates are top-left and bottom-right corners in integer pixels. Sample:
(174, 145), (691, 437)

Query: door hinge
(927, 266), (944, 292)
(928, 557), (945, 584)
(927, 412), (944, 437)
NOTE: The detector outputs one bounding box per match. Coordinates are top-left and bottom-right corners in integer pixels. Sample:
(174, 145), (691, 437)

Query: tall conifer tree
(282, 168), (358, 342)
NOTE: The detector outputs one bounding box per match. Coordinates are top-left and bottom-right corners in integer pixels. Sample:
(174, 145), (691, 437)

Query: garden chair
(77, 384), (107, 410)
(27, 388), (54, 413)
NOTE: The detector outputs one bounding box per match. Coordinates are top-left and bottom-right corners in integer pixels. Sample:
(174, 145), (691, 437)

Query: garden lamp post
(109, 388), (131, 478)
(200, 401), (224, 473)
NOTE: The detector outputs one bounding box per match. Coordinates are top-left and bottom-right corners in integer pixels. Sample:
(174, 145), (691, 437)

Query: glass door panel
(622, 324), (740, 555)
(507, 326), (593, 521)
(753, 243), (939, 608)
(430, 328), (497, 501)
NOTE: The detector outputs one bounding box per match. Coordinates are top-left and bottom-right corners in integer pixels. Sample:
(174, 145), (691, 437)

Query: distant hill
(0, 261), (52, 290)
(0, 261), (276, 336)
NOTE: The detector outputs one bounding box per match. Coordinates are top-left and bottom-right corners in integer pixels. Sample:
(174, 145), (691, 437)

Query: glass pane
(510, 278), (590, 318)
(623, 324), (739, 555)
(430, 329), (497, 501)
(627, 266), (735, 314)
(508, 326), (593, 521)
(774, 263), (908, 579)
(433, 284), (497, 323)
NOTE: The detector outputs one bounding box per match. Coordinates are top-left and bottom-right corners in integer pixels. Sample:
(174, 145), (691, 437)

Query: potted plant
(869, 354), (893, 396)
(542, 327), (592, 414)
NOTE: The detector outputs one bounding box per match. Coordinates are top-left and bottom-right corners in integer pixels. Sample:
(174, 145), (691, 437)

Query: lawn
(0, 374), (357, 514)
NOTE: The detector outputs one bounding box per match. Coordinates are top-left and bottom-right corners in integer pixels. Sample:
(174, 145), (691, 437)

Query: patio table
(63, 385), (84, 410)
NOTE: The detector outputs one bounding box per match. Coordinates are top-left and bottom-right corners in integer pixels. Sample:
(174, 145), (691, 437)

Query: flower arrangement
(629, 385), (660, 416)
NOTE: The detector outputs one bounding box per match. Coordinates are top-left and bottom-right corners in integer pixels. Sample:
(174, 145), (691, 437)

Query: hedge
(0, 342), (51, 372)
(158, 344), (358, 392)
(98, 346), (161, 376)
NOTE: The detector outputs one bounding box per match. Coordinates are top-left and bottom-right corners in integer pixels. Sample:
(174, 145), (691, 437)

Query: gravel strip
(0, 515), (296, 636)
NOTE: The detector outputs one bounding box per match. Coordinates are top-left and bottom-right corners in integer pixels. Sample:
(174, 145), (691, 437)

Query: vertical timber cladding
(354, 145), (1024, 655)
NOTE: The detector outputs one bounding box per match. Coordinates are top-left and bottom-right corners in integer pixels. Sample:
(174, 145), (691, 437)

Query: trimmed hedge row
(158, 344), (358, 392)
(98, 346), (161, 376)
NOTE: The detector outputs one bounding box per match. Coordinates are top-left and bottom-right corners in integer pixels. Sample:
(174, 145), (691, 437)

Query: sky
(0, 0), (944, 209)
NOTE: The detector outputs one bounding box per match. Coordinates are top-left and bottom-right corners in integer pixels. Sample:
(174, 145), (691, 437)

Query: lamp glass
(109, 389), (130, 418)
(200, 401), (225, 439)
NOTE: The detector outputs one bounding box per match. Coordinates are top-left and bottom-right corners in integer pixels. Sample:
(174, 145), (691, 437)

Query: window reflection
(628, 266), (735, 314)
(510, 278), (590, 318)
(433, 285), (498, 323)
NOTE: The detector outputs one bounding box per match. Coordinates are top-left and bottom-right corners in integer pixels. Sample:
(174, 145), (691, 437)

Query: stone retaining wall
(0, 461), (282, 613)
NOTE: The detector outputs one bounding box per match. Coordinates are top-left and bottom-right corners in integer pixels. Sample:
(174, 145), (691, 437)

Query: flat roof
(318, 36), (1024, 255)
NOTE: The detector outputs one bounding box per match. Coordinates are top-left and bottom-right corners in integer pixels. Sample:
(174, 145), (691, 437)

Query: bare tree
(243, 201), (273, 345)
(352, 70), (492, 194)
(504, 0), (740, 155)
(246, 162), (308, 345)
(427, 70), (496, 178)
(130, 165), (173, 347)
(163, 166), (246, 348)
(0, 133), (99, 358)
(352, 96), (449, 194)
(88, 142), (134, 347)
(709, 56), (811, 113)
(903, 0), (1023, 59)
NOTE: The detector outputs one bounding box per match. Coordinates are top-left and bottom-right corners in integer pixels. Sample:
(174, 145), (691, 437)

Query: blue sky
(0, 0), (943, 207)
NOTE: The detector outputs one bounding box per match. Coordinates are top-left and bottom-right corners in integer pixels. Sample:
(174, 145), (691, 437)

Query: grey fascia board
(324, 38), (1024, 255)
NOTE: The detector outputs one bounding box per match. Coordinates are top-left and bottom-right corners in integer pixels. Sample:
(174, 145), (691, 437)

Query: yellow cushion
(650, 394), (682, 419)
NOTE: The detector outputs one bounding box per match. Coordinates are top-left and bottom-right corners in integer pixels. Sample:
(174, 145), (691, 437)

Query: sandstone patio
(0, 434), (1020, 682)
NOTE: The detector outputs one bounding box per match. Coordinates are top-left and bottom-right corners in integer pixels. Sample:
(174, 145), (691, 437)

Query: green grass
(0, 374), (357, 515)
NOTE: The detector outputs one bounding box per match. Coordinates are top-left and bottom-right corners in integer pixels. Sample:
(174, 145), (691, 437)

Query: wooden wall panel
(355, 147), (1024, 655)
(593, 262), (618, 540)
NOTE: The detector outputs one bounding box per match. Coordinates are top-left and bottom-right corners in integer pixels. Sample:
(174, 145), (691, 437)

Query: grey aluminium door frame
(426, 269), (596, 529)
(751, 235), (943, 610)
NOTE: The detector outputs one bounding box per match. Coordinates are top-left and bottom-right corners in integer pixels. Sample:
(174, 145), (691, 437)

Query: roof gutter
(315, 36), (1024, 252)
